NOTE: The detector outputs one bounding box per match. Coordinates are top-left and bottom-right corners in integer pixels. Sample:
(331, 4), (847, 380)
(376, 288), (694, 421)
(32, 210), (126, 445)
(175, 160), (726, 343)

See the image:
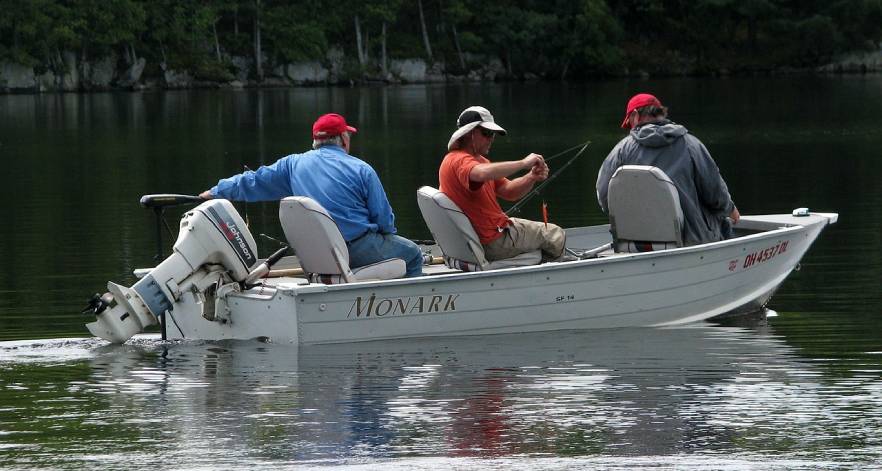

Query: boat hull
(163, 213), (836, 344)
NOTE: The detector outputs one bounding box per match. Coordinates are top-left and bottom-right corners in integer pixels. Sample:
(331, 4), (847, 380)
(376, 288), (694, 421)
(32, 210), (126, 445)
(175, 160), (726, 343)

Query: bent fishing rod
(505, 140), (591, 216)
(543, 138), (592, 163)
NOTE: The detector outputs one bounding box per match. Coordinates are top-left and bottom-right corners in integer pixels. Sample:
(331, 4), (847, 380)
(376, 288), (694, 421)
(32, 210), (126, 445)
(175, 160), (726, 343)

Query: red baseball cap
(621, 93), (662, 129)
(312, 113), (357, 139)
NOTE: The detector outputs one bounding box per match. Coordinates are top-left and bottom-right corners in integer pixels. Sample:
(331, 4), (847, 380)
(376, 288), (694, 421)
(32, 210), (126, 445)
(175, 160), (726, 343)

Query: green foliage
(456, 31), (481, 53)
(0, 0), (879, 79)
(790, 15), (842, 65)
(825, 0), (882, 49)
(73, 0), (146, 55)
(262, 2), (327, 62)
(0, 0), (62, 65)
(192, 60), (235, 81)
(556, 0), (623, 75)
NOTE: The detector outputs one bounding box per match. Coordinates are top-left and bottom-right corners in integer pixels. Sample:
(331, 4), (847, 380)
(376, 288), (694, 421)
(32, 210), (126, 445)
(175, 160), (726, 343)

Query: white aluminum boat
(83, 166), (837, 345)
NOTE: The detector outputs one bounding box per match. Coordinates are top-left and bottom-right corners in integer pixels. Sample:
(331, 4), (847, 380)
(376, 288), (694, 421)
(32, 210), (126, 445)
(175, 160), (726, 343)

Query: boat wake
(0, 334), (163, 364)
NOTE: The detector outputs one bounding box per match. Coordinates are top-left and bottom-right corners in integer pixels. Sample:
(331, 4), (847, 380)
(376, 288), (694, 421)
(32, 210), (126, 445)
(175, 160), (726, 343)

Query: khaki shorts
(482, 217), (566, 262)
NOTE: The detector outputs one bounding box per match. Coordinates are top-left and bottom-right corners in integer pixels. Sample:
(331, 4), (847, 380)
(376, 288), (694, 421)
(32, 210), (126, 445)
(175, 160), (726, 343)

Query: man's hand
(522, 153), (548, 181)
(521, 153), (544, 169)
(472, 153), (546, 183)
(199, 190), (213, 200)
(729, 206), (741, 224)
(529, 162), (549, 181)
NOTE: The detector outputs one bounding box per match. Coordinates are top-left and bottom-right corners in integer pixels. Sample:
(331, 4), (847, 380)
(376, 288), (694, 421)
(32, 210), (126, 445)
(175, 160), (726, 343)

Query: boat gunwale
(278, 212), (835, 295)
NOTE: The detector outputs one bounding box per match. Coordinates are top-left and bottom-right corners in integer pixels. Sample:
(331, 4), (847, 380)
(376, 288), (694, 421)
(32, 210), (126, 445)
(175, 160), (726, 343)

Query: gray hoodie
(596, 120), (735, 245)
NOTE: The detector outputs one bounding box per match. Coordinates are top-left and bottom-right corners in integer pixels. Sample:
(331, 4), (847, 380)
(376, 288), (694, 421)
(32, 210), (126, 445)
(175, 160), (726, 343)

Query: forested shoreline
(2, 0), (881, 93)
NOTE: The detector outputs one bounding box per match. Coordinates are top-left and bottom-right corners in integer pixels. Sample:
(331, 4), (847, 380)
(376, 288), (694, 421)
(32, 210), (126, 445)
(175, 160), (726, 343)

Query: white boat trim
(140, 211), (835, 345)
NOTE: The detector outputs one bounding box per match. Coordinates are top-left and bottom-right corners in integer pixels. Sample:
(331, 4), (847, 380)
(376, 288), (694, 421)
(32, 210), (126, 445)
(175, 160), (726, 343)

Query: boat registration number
(731, 240), (789, 271)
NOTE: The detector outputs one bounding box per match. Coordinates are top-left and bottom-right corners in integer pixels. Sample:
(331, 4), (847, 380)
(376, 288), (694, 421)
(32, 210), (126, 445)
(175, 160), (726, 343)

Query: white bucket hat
(447, 106), (507, 151)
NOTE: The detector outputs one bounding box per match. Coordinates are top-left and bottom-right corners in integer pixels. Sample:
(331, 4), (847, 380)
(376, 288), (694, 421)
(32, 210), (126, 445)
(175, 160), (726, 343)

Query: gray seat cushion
(309, 259), (407, 284)
(607, 165), (684, 253)
(444, 251), (542, 271)
(279, 196), (406, 283)
(417, 186), (541, 271)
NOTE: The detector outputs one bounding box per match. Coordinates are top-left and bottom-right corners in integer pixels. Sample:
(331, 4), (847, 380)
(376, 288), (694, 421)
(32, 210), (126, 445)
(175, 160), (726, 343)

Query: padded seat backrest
(607, 165), (684, 250)
(416, 186), (488, 267)
(279, 196), (351, 277)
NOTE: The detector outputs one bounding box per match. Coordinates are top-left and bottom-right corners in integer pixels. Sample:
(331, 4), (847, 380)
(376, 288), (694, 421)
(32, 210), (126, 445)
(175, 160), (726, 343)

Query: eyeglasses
(479, 128), (496, 138)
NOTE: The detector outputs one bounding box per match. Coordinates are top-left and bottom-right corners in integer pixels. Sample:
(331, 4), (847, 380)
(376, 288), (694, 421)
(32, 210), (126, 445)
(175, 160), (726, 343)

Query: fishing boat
(83, 165), (837, 345)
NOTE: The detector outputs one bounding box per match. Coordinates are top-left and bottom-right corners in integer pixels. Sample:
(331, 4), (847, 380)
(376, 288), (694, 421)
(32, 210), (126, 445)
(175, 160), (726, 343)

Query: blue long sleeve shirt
(210, 145), (397, 241)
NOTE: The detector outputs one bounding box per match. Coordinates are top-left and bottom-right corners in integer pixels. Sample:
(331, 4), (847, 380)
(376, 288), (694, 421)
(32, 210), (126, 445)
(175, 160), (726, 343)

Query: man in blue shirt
(199, 113), (423, 277)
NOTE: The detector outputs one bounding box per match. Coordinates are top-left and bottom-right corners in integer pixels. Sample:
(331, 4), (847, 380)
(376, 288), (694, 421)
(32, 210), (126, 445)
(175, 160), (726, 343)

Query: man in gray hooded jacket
(596, 93), (740, 245)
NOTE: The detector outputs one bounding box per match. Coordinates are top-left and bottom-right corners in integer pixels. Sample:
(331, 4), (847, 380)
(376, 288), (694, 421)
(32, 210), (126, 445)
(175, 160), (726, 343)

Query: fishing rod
(242, 164), (252, 228)
(505, 140), (591, 216)
(544, 138), (592, 164)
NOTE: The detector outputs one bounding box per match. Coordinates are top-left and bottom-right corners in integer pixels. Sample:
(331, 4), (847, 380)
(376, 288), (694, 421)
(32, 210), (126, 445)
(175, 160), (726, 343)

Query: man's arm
(471, 153), (547, 201)
(496, 162), (549, 201)
(596, 144), (625, 213)
(690, 139), (736, 216)
(470, 153), (544, 182)
(199, 158), (292, 202)
(363, 167), (397, 234)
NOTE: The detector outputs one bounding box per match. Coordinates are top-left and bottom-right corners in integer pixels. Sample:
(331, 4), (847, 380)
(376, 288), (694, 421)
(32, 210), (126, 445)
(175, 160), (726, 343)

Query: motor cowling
(86, 199), (258, 343)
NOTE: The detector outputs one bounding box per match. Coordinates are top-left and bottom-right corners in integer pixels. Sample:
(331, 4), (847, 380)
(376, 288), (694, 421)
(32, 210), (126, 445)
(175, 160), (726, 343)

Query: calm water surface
(1, 77), (881, 468)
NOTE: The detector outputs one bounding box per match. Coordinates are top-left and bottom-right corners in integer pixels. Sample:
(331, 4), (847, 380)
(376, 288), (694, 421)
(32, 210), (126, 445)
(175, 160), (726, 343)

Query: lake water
(1, 77), (881, 468)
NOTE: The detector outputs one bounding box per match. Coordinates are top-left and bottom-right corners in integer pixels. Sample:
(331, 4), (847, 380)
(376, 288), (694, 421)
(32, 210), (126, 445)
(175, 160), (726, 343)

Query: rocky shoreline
(0, 48), (511, 94)
(2, 48), (881, 94)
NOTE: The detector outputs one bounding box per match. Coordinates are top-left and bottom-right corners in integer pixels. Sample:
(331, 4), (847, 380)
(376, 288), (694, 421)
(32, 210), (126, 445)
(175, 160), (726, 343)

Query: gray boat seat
(607, 165), (684, 253)
(416, 186), (541, 271)
(279, 196), (406, 284)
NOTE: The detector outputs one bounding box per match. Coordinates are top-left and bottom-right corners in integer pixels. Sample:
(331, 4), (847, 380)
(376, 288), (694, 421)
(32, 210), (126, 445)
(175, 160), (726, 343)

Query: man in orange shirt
(439, 106), (567, 262)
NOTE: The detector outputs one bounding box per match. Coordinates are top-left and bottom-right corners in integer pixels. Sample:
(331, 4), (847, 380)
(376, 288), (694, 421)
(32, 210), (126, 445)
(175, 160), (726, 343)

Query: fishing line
(544, 139), (592, 163)
(260, 233), (290, 249)
(505, 140), (591, 216)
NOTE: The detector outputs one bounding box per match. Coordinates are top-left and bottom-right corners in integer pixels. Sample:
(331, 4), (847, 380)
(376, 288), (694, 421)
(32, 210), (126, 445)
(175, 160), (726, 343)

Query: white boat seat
(607, 165), (684, 253)
(279, 196), (406, 284)
(416, 186), (542, 271)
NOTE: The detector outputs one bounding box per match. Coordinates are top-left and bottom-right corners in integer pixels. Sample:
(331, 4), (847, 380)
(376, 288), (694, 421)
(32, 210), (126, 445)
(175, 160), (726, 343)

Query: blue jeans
(347, 232), (423, 277)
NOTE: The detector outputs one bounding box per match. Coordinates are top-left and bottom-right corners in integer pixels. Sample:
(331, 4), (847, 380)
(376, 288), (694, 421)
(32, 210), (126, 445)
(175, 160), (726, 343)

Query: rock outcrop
(390, 59), (426, 82)
(284, 61), (329, 84)
(0, 62), (36, 91)
(162, 64), (193, 89)
(819, 48), (882, 73)
(61, 51), (79, 91)
(118, 57), (146, 88)
(82, 54), (116, 90)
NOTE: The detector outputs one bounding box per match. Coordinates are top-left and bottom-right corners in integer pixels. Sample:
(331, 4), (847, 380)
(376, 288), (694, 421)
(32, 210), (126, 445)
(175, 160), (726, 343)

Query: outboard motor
(86, 199), (259, 343)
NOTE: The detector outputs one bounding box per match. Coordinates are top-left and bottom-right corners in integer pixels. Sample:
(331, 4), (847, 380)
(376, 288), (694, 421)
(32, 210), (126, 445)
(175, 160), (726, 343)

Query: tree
(364, 0), (401, 75)
(262, 1), (327, 63)
(471, 3), (556, 76)
(541, 0), (622, 78)
(207, 0), (239, 63)
(826, 0), (882, 50)
(254, 0), (263, 80)
(417, 0), (433, 60)
(734, 0), (777, 53)
(441, 0), (473, 71)
(0, 0), (65, 65)
(70, 0), (145, 62)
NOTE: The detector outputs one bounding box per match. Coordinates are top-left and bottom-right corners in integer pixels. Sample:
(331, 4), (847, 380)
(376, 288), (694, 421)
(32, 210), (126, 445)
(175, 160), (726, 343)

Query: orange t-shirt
(439, 150), (511, 244)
